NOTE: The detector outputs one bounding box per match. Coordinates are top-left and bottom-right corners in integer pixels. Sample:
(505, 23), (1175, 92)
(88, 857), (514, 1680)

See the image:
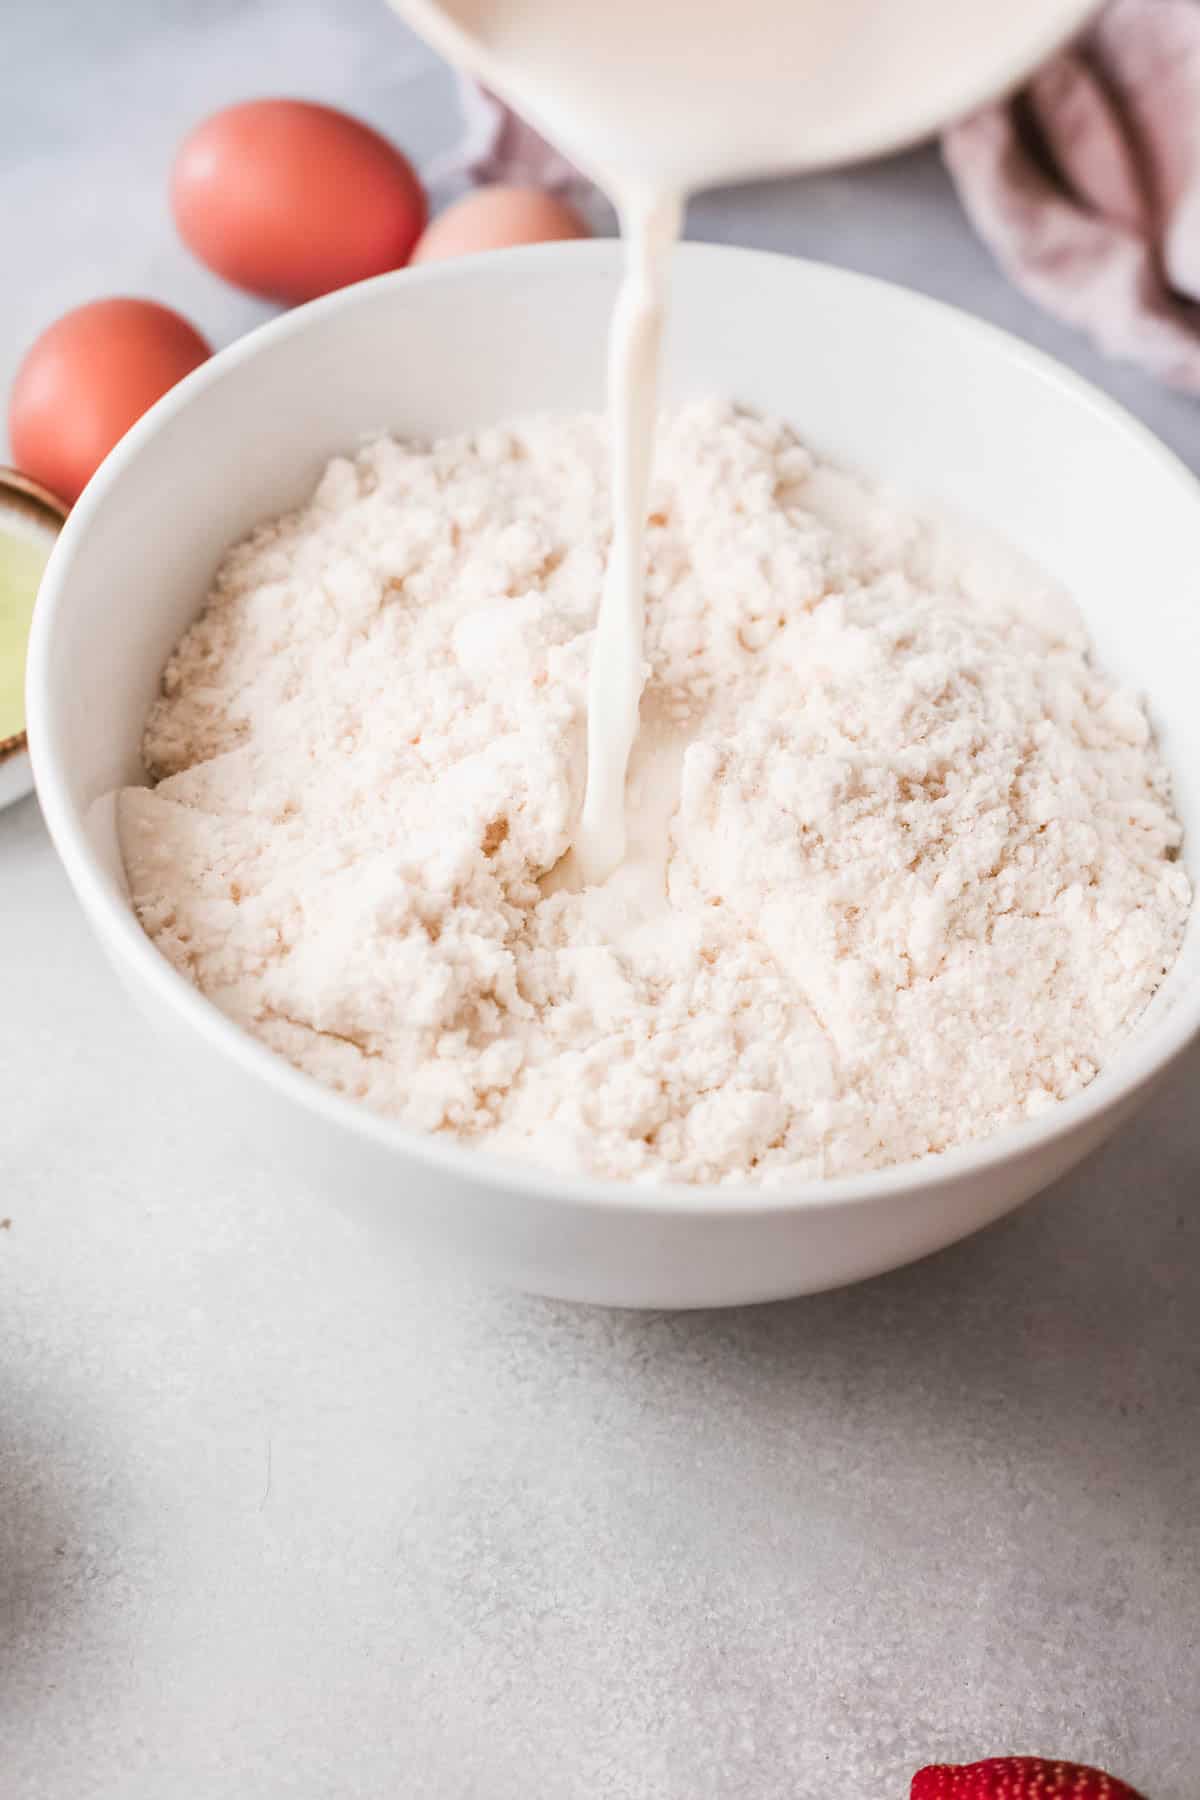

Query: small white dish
(26, 243), (1200, 1307)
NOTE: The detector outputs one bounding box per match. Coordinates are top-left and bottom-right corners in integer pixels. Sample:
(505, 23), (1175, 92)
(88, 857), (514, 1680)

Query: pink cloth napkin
(944, 0), (1200, 392)
(449, 1), (1200, 392)
(444, 70), (587, 195)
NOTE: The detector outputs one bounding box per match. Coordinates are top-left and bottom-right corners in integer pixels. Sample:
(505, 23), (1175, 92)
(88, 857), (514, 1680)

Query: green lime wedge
(0, 525), (50, 742)
(0, 477), (64, 748)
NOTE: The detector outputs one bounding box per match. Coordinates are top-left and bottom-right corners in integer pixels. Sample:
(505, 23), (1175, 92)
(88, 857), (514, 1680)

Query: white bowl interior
(33, 241), (1200, 1148)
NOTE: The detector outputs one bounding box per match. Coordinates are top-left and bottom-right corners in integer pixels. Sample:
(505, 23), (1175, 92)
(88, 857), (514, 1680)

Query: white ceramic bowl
(27, 243), (1200, 1308)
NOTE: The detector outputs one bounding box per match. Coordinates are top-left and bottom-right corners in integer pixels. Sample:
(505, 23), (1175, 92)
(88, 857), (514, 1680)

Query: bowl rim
(26, 238), (1200, 1219)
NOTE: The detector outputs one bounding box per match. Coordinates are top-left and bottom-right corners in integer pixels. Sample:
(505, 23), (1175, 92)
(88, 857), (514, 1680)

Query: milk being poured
(392, 0), (1093, 880)
(574, 191), (681, 880)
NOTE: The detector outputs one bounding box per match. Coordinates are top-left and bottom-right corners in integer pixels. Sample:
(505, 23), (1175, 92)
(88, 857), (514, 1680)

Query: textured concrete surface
(2, 4), (1198, 1797)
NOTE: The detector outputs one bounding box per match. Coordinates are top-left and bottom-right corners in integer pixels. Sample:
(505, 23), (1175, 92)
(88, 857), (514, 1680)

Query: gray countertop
(2, 5), (1198, 1797)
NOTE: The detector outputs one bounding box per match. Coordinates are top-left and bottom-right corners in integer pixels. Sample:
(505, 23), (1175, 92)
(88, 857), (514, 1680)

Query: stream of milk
(573, 190), (682, 881)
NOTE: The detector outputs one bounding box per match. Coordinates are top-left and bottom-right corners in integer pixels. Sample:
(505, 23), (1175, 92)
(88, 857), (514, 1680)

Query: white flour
(119, 402), (1190, 1184)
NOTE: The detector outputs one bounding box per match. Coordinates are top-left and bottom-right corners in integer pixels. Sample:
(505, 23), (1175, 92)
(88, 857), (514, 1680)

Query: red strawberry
(911, 1758), (1147, 1799)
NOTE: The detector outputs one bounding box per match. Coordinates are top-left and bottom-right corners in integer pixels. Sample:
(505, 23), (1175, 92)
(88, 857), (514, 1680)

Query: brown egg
(172, 99), (427, 304)
(8, 299), (211, 504)
(411, 186), (589, 265)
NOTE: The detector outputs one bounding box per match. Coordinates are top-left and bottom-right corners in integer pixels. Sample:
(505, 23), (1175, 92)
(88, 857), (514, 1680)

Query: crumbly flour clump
(119, 402), (1190, 1185)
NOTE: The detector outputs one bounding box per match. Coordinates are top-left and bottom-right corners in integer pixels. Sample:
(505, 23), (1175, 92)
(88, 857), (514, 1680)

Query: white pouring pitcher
(391, 0), (1100, 193)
